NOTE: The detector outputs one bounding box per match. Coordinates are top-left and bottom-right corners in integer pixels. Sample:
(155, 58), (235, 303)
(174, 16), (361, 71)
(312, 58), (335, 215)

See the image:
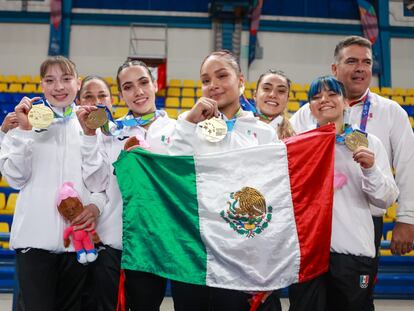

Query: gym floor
(1, 294), (413, 310)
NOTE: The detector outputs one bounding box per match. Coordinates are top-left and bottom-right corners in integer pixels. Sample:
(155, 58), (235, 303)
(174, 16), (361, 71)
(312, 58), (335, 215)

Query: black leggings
(125, 269), (167, 311)
(16, 248), (87, 311)
(82, 244), (123, 311)
(125, 272), (282, 311)
(172, 282), (282, 311)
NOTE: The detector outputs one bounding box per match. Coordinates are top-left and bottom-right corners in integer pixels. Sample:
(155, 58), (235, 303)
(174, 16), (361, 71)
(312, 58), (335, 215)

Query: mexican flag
(114, 124), (335, 291)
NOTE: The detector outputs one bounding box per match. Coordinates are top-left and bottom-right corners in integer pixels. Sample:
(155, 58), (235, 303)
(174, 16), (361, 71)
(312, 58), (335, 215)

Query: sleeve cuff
(11, 128), (35, 139)
(88, 192), (107, 216)
(361, 164), (380, 178)
(176, 115), (197, 133)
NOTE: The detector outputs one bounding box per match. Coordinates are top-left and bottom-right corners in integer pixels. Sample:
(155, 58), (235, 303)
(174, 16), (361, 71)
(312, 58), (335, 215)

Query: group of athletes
(0, 35), (413, 311)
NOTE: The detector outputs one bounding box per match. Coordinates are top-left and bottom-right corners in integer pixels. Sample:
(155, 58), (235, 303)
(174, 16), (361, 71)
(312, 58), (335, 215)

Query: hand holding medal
(14, 96), (47, 131)
(76, 105), (101, 136)
(186, 97), (219, 124)
(343, 129), (373, 169)
(85, 106), (108, 130)
(352, 146), (375, 169)
(186, 97), (228, 143)
(28, 101), (54, 129)
(345, 129), (369, 152)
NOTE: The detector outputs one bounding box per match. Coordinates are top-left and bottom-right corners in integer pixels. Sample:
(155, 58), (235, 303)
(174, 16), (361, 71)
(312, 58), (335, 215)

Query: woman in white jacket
(289, 76), (399, 311)
(0, 56), (105, 311)
(76, 75), (121, 311)
(76, 60), (176, 311)
(168, 50), (277, 311)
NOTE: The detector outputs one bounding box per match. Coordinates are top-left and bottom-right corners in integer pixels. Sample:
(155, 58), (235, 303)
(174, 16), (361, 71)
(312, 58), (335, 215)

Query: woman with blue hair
(289, 76), (398, 311)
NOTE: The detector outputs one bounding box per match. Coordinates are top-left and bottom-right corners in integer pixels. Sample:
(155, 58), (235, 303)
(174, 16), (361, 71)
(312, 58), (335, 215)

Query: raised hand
(185, 97), (219, 124)
(1, 112), (19, 133)
(76, 105), (98, 136)
(15, 97), (41, 130)
(353, 146), (375, 169)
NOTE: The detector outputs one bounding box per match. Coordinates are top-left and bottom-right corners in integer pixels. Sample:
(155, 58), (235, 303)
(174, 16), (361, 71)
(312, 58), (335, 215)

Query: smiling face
(118, 65), (157, 117)
(78, 78), (112, 109)
(332, 44), (372, 101)
(41, 64), (80, 108)
(309, 87), (345, 126)
(254, 73), (289, 119)
(200, 55), (244, 115)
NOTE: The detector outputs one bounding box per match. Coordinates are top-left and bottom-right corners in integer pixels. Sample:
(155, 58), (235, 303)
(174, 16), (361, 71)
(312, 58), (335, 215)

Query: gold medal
(28, 104), (54, 129)
(199, 117), (228, 143)
(345, 130), (368, 152)
(85, 107), (108, 130)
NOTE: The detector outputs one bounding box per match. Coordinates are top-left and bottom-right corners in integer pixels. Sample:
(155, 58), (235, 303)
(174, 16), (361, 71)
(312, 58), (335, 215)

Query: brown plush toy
(123, 134), (151, 151)
(57, 182), (100, 264)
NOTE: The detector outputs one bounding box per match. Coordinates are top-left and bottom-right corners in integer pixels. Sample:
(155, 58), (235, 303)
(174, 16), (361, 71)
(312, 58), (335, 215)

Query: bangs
(56, 62), (77, 77)
(308, 76), (344, 102)
(40, 56), (78, 78)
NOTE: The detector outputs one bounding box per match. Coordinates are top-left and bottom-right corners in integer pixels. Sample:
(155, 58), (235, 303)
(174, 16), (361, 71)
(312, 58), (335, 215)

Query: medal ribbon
(336, 124), (354, 145)
(223, 107), (243, 132)
(254, 106), (273, 122)
(255, 111), (283, 125)
(359, 92), (371, 132)
(99, 105), (160, 136)
(239, 94), (257, 113)
(258, 113), (270, 121)
(32, 98), (75, 121)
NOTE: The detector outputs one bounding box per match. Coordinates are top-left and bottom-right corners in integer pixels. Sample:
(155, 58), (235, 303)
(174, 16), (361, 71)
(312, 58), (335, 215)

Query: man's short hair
(334, 36), (372, 63)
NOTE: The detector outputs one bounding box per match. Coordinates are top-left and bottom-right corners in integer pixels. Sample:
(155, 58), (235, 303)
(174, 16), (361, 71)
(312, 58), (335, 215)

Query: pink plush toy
(57, 182), (100, 264)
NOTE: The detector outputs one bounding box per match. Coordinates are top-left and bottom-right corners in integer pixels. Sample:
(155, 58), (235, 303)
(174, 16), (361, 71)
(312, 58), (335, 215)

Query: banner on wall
(248, 0), (263, 67)
(48, 0), (63, 56)
(357, 0), (382, 74)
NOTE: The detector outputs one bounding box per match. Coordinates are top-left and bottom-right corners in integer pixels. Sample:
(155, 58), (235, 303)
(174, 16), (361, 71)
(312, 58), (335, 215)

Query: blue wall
(72, 0), (361, 20)
(72, 0), (210, 12)
(262, 0), (359, 19)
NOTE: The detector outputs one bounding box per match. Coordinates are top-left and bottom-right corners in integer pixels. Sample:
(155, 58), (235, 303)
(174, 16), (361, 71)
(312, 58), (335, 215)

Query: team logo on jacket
(246, 129), (257, 139)
(360, 275), (370, 288)
(220, 187), (272, 238)
(161, 135), (170, 145)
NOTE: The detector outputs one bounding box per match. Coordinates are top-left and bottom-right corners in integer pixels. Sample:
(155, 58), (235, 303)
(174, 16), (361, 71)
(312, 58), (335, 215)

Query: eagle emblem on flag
(220, 187), (272, 238)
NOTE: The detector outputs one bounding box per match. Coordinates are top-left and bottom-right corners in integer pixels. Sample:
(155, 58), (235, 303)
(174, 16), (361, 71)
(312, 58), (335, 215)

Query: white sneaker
(77, 251), (87, 264)
(86, 250), (98, 263)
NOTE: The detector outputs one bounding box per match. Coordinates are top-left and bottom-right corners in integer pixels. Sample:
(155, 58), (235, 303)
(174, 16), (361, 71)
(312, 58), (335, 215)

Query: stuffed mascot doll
(57, 182), (100, 264)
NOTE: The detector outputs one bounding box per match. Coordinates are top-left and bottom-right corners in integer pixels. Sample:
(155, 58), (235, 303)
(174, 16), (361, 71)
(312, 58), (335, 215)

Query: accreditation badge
(28, 104), (54, 129)
(199, 117), (227, 143)
(345, 129), (368, 152)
